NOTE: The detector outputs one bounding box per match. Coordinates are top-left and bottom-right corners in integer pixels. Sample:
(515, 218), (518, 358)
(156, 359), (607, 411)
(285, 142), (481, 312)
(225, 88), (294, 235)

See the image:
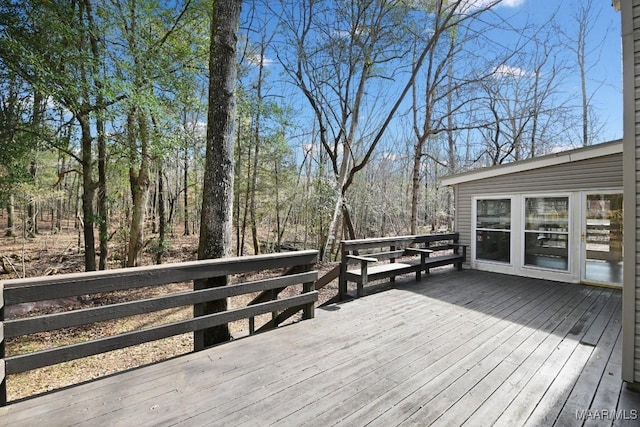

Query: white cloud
(333, 30), (351, 39)
(246, 53), (275, 67)
(501, 0), (525, 7)
(458, 0), (525, 13)
(467, 0), (525, 8)
(493, 64), (529, 78)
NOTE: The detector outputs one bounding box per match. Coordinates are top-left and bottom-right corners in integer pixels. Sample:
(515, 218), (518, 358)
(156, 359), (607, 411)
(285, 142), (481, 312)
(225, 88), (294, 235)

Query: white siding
(453, 153), (622, 251)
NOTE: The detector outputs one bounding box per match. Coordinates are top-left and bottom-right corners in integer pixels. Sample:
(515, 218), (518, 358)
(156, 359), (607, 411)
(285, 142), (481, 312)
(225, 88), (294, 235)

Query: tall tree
(107, 0), (197, 266)
(0, 71), (31, 237)
(277, 0), (504, 257)
(195, 0), (242, 349)
(0, 0), (105, 270)
(276, 0), (412, 257)
(474, 27), (573, 166)
(79, 0), (110, 270)
(557, 0), (606, 146)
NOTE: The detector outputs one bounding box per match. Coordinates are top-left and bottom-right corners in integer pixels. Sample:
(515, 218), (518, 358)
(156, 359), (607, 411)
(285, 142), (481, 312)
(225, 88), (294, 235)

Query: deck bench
(339, 233), (466, 299)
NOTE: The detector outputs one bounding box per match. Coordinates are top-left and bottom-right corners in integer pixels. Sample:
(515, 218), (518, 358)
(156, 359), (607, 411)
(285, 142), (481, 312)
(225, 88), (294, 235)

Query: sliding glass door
(582, 193), (623, 286)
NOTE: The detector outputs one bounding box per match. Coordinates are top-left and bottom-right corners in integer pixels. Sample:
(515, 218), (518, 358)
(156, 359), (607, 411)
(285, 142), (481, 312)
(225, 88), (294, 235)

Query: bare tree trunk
(55, 194), (63, 232)
(240, 144), (252, 256)
(82, 0), (109, 270)
(249, 39), (267, 255)
(75, 0), (103, 272)
(156, 161), (166, 265)
(150, 183), (157, 234)
(183, 139), (190, 236)
(303, 146), (312, 249)
(324, 193), (343, 260)
(96, 115), (108, 269)
(580, 45), (588, 146)
(126, 108), (150, 267)
(26, 159), (37, 238)
(530, 68), (541, 157)
(234, 117), (242, 256)
(274, 159), (282, 250)
(55, 155), (65, 233)
(323, 99), (357, 258)
(77, 112), (97, 271)
(249, 141), (260, 254)
(410, 137), (425, 235)
(27, 90), (43, 237)
(446, 58), (455, 232)
(5, 194), (15, 237)
(195, 0), (241, 349)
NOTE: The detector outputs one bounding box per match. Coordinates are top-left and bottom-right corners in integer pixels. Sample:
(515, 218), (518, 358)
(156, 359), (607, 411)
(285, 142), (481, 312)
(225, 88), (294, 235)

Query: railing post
(302, 279), (315, 320)
(303, 257), (316, 319)
(1, 281), (6, 406)
(390, 245), (396, 283)
(271, 289), (278, 327)
(339, 241), (347, 301)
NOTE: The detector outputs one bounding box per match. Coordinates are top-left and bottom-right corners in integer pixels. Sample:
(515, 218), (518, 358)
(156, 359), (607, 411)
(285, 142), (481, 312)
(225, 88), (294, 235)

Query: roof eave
(440, 140), (623, 187)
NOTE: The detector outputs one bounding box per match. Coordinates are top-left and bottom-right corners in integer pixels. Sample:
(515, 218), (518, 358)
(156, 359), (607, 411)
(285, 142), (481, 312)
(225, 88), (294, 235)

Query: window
(524, 196), (569, 271)
(475, 199), (511, 263)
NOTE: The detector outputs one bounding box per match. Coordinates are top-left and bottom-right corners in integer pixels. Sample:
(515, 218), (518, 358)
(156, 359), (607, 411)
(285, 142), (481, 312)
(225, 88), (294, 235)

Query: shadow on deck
(2, 269), (639, 426)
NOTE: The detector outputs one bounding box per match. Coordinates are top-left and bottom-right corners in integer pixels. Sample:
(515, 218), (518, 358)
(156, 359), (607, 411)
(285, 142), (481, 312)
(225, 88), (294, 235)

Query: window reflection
(524, 197), (569, 271)
(476, 199), (511, 263)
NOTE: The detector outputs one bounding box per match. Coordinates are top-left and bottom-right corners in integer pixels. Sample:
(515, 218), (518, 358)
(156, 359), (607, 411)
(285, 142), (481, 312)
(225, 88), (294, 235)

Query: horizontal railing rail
(0, 250), (318, 406)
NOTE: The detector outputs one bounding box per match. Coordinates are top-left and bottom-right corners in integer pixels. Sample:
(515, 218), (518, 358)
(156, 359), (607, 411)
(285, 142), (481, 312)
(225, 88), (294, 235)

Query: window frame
(521, 194), (572, 272)
(473, 196), (513, 265)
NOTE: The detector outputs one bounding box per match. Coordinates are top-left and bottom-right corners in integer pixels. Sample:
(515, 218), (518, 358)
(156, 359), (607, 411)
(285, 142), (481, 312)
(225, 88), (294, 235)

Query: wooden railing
(0, 250), (318, 405)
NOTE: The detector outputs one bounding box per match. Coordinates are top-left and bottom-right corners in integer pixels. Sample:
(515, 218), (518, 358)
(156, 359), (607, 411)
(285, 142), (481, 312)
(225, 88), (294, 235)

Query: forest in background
(0, 0), (619, 273)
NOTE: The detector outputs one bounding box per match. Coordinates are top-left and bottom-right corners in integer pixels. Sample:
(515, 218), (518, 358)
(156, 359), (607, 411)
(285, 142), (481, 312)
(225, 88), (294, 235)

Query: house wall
(621, 0), (640, 387)
(453, 153), (623, 251)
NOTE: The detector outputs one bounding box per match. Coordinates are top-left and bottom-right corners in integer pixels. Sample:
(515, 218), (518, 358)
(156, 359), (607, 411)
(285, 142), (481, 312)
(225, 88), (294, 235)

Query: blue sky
(489, 0), (623, 143)
(241, 0), (624, 164)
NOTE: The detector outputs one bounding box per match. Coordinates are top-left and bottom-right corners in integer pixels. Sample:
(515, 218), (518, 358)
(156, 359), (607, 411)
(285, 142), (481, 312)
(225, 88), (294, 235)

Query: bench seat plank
(346, 262), (414, 279)
(425, 254), (464, 269)
(347, 255), (378, 263)
(346, 262), (418, 298)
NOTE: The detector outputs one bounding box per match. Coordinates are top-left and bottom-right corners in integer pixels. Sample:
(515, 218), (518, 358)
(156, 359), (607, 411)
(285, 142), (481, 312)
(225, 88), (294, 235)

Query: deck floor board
(0, 269), (636, 427)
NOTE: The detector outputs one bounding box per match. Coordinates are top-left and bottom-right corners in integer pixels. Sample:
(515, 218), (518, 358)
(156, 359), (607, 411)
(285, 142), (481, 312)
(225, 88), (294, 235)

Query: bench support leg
(357, 263), (368, 298)
(417, 253), (429, 282)
(458, 245), (466, 271)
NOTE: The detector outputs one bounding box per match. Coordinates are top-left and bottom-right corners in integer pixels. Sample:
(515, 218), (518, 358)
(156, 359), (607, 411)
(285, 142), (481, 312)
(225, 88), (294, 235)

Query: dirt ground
(1, 224), (340, 402)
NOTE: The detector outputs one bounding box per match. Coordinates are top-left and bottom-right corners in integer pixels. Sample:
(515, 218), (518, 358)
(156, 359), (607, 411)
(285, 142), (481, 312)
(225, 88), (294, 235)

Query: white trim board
(441, 140), (622, 187)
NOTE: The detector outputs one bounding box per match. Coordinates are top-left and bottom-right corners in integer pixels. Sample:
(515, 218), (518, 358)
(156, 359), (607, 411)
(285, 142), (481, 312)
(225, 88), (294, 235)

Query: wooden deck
(1, 270), (639, 426)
